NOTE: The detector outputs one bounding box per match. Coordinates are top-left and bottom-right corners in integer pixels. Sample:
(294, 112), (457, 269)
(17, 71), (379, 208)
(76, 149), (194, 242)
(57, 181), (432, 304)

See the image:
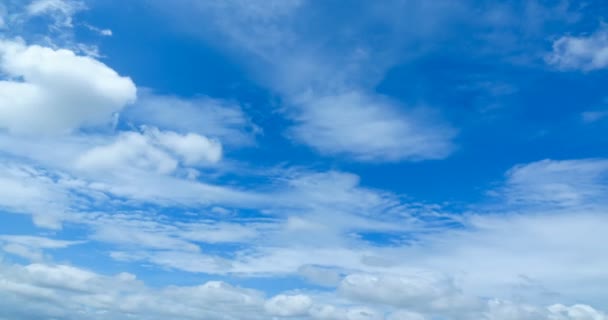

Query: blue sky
(1, 0), (608, 319)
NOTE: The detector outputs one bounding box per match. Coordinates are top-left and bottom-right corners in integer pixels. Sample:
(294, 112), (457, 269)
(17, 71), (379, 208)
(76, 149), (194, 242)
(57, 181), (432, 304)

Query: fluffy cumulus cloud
(0, 39), (136, 134)
(547, 25), (608, 71)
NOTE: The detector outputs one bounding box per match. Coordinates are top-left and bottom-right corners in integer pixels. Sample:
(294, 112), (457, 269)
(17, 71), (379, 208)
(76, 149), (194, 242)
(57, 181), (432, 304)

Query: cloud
(0, 163), (80, 229)
(84, 23), (113, 36)
(484, 300), (608, 320)
(289, 91), (455, 161)
(151, 0), (461, 163)
(547, 25), (608, 71)
(265, 294), (313, 317)
(0, 235), (83, 262)
(547, 304), (608, 320)
(339, 272), (478, 313)
(75, 131), (179, 174)
(25, 0), (85, 29)
(125, 93), (258, 146)
(298, 265), (343, 287)
(0, 39), (136, 134)
(75, 128), (222, 174)
(0, 260), (269, 320)
(498, 158), (608, 207)
(0, 258), (605, 320)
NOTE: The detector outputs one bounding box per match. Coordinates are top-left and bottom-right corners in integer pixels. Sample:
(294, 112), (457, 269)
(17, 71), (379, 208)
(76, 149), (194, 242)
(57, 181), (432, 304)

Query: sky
(0, 0), (608, 319)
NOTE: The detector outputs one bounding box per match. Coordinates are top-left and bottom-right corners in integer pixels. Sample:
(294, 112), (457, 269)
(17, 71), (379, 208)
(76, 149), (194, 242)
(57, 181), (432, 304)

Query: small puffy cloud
(147, 127), (222, 165)
(0, 39), (136, 134)
(75, 128), (221, 174)
(547, 26), (608, 71)
(289, 91), (455, 162)
(264, 294), (313, 317)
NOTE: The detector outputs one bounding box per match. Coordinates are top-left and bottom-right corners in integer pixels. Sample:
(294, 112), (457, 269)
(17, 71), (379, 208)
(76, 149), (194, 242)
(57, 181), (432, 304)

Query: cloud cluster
(1, 1), (608, 320)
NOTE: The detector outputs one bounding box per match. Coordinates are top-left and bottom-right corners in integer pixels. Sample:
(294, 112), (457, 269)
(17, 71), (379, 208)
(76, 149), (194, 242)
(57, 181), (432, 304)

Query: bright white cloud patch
(75, 128), (221, 174)
(0, 39), (136, 134)
(289, 91), (455, 162)
(547, 26), (608, 71)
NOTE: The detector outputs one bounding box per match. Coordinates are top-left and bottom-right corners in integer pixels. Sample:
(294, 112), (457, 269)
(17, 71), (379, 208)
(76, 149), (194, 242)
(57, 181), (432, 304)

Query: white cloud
(289, 91), (456, 161)
(75, 128), (222, 174)
(548, 304), (608, 320)
(339, 273), (478, 313)
(0, 39), (136, 134)
(26, 0), (85, 29)
(547, 26), (608, 71)
(147, 127), (222, 165)
(75, 131), (179, 174)
(0, 260), (270, 320)
(84, 23), (113, 36)
(265, 294), (313, 317)
(126, 93), (258, 146)
(0, 163), (80, 229)
(152, 1), (459, 163)
(0, 235), (83, 262)
(1, 257), (605, 319)
(484, 300), (608, 320)
(499, 158), (608, 207)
